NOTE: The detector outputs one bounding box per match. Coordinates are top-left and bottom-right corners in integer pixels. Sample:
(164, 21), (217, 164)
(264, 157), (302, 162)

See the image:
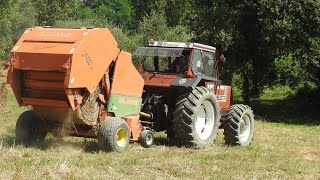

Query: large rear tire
(223, 104), (255, 146)
(98, 117), (130, 152)
(16, 110), (46, 145)
(172, 87), (221, 148)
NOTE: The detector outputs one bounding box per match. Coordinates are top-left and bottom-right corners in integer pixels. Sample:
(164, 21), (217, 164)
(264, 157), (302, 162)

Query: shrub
(231, 72), (243, 101)
(137, 12), (193, 42)
(273, 54), (301, 86)
(295, 81), (319, 104)
(260, 85), (294, 100)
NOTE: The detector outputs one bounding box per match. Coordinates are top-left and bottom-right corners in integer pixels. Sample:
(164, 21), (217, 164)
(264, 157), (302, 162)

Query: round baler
(3, 27), (150, 152)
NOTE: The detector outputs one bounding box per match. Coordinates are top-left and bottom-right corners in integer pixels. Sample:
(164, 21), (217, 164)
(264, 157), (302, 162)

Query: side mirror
(220, 54), (226, 63)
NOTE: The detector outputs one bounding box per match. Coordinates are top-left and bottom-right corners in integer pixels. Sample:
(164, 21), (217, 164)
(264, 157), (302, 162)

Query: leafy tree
(165, 0), (195, 27)
(32, 0), (69, 25)
(80, 0), (133, 28)
(1, 0), (319, 101)
(189, 0), (320, 101)
(137, 12), (192, 42)
(0, 0), (36, 60)
(0, 0), (12, 60)
(273, 54), (301, 86)
(131, 0), (167, 28)
(11, 0), (37, 42)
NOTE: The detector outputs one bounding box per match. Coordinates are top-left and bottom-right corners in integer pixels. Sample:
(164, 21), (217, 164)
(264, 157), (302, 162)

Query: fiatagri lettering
(118, 97), (139, 106)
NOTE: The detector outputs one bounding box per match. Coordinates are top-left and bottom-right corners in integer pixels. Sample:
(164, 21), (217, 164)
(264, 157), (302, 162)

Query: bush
(295, 81), (317, 95)
(231, 72), (243, 101)
(0, 0), (36, 60)
(295, 81), (319, 104)
(273, 54), (301, 86)
(137, 12), (193, 42)
(260, 85), (294, 100)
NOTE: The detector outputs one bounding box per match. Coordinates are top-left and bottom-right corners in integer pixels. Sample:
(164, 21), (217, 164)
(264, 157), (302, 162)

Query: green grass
(0, 88), (320, 179)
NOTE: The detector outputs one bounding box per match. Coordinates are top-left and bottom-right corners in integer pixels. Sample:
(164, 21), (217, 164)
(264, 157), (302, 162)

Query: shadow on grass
(248, 95), (320, 126)
(0, 134), (17, 147)
(0, 133), (100, 153)
(154, 136), (201, 148)
(1, 133), (175, 152)
(154, 136), (172, 146)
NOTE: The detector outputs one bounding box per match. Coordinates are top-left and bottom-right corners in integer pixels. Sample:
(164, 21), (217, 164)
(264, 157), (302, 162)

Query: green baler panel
(107, 94), (142, 117)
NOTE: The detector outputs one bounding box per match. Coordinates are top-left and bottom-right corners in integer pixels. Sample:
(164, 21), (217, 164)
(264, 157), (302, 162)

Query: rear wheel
(98, 117), (130, 152)
(172, 87), (221, 148)
(16, 110), (46, 145)
(223, 104), (255, 146)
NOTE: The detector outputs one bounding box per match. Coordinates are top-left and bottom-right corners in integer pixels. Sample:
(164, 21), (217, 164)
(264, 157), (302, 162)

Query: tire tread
(171, 86), (221, 147)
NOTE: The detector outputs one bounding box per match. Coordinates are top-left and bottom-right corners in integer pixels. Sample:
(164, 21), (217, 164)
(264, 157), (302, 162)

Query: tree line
(0, 0), (319, 101)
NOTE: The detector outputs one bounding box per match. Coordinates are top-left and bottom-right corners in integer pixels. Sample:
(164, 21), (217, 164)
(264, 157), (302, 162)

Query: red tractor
(136, 40), (255, 147)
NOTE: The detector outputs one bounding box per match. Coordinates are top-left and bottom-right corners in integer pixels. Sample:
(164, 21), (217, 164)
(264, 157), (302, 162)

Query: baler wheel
(16, 110), (46, 145)
(172, 86), (221, 148)
(223, 104), (255, 146)
(140, 130), (154, 148)
(98, 117), (130, 152)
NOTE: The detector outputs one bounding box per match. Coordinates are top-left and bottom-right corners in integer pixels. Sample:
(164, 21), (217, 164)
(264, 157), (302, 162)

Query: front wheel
(140, 130), (154, 148)
(98, 117), (130, 152)
(223, 104), (255, 146)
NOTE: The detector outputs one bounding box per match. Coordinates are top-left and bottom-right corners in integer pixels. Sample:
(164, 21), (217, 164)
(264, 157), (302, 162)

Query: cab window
(203, 51), (215, 77)
(191, 49), (215, 77)
(143, 56), (170, 72)
(191, 49), (204, 75)
(141, 49), (190, 73)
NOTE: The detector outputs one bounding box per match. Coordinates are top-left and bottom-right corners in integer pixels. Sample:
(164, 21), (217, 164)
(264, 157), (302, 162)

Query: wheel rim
(239, 113), (251, 142)
(195, 100), (214, 141)
(116, 128), (127, 147)
(145, 133), (153, 145)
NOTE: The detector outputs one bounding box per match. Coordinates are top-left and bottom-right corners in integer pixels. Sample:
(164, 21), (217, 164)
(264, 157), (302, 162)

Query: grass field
(0, 87), (320, 179)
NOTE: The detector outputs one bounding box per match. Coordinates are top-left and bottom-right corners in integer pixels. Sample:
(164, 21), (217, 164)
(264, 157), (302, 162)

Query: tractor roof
(148, 40), (216, 53)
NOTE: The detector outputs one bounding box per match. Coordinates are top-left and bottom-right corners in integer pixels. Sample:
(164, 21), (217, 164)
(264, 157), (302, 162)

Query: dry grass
(0, 70), (7, 112)
(0, 90), (320, 179)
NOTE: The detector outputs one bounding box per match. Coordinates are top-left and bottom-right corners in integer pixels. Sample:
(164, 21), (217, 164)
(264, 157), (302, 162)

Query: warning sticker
(217, 86), (228, 102)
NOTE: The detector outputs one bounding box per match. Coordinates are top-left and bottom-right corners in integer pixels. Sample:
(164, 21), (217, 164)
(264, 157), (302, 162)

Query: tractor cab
(135, 40), (217, 79)
(135, 40), (220, 97)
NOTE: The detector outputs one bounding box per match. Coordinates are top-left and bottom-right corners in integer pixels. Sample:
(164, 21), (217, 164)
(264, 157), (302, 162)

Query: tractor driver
(168, 55), (189, 74)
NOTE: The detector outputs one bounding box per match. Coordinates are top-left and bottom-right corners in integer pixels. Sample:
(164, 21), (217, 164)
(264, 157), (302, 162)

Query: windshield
(135, 47), (190, 73)
(135, 47), (184, 57)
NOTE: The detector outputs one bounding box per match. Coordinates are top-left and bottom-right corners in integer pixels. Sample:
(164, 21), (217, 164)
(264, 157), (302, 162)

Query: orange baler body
(5, 27), (141, 110)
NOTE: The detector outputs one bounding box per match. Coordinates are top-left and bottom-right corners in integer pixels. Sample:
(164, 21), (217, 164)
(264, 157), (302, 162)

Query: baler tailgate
(23, 89), (66, 100)
(21, 98), (68, 108)
(24, 80), (64, 90)
(21, 70), (68, 107)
